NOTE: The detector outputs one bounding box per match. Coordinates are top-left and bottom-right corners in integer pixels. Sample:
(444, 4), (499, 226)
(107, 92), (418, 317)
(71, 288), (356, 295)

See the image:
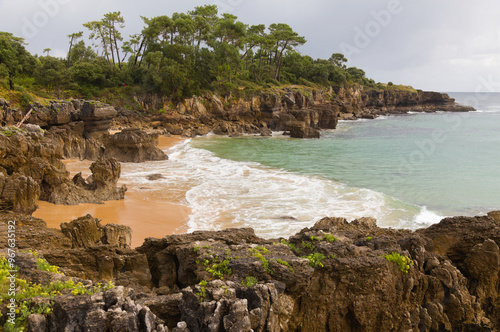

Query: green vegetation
(303, 253), (326, 268)
(276, 259), (294, 273)
(0, 254), (114, 331)
(324, 234), (338, 243)
(384, 252), (414, 273)
(241, 276), (258, 288)
(301, 241), (316, 251)
(0, 6), (402, 110)
(310, 235), (322, 242)
(250, 248), (273, 275)
(366, 236), (373, 242)
(196, 280), (208, 303)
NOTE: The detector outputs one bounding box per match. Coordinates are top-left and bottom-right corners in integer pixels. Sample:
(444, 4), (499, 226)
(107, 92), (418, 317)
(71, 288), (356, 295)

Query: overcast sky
(1, 0), (500, 92)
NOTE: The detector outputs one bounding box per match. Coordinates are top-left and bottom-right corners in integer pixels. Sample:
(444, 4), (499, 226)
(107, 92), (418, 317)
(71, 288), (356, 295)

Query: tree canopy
(0, 6), (381, 104)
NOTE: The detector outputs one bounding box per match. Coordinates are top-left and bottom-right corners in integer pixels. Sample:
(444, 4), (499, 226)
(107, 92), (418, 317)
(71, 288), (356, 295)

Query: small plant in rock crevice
(384, 252), (414, 273)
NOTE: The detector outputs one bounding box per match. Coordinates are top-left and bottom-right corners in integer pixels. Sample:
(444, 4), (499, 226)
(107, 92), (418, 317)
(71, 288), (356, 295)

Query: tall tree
(0, 32), (36, 90)
(268, 23), (306, 81)
(103, 12), (125, 69)
(83, 20), (112, 68)
(67, 31), (83, 66)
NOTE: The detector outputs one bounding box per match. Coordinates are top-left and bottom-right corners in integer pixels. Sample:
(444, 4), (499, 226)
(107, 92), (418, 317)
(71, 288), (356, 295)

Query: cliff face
(115, 86), (474, 138)
(2, 212), (499, 331)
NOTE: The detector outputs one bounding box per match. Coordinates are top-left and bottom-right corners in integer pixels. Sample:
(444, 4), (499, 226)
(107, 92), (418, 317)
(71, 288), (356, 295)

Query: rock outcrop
(104, 128), (168, 163)
(113, 86), (474, 139)
(4, 212), (496, 331)
(0, 129), (126, 214)
(60, 215), (132, 249)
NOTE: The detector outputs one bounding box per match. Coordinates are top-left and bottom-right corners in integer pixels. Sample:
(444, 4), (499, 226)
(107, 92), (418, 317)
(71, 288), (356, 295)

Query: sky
(1, 0), (500, 92)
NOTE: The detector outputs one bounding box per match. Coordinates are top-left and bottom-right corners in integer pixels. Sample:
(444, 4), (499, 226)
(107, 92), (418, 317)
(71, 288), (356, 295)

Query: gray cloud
(1, 0), (499, 91)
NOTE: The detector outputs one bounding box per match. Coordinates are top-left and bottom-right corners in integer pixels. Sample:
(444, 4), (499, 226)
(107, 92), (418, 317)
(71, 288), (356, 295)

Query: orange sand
(33, 136), (190, 248)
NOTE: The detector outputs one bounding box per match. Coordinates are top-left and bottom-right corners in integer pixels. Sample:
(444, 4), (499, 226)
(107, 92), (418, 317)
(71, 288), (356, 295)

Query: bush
(384, 252), (414, 273)
(303, 253), (325, 268)
(241, 276), (258, 287)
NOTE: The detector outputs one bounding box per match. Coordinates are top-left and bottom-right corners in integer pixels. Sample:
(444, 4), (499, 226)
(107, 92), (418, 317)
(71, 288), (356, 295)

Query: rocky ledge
(1, 211), (500, 331)
(118, 86), (474, 138)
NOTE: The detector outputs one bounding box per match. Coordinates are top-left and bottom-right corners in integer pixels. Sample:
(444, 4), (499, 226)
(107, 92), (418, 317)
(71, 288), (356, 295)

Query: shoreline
(33, 135), (190, 248)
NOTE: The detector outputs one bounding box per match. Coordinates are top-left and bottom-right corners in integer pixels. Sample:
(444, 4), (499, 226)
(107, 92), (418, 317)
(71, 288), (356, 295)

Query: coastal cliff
(1, 211), (499, 331)
(119, 85), (474, 138)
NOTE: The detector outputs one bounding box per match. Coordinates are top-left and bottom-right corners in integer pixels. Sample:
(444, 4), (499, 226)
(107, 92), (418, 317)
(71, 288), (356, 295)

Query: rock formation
(104, 128), (168, 163)
(113, 86), (474, 139)
(0, 129), (126, 214)
(2, 211), (499, 331)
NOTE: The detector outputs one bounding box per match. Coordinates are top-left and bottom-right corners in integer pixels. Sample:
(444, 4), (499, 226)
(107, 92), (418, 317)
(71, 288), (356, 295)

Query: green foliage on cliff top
(0, 6), (404, 110)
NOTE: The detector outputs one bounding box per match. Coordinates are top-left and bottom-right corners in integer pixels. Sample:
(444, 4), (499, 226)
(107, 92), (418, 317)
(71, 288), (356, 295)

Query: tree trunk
(114, 36), (122, 69)
(134, 37), (145, 66)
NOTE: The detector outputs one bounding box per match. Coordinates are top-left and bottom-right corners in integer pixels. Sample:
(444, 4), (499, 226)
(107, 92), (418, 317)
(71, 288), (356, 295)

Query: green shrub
(250, 249), (273, 275)
(384, 252), (414, 273)
(303, 253), (326, 268)
(1, 254), (114, 331)
(241, 276), (258, 287)
(196, 280), (208, 303)
(301, 241), (316, 251)
(324, 234), (338, 243)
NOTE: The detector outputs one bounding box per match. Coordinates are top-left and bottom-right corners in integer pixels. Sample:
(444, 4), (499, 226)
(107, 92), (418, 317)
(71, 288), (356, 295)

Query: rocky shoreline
(1, 86), (493, 331)
(1, 211), (500, 331)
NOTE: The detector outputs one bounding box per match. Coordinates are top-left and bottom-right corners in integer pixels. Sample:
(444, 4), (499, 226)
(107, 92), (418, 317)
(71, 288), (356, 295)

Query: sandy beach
(33, 135), (190, 248)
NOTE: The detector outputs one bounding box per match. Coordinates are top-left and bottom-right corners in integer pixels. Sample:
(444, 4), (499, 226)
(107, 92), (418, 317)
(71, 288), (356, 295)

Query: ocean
(121, 92), (500, 239)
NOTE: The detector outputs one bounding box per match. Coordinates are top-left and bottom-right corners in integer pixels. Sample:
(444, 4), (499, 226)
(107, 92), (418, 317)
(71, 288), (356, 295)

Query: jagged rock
(26, 313), (47, 332)
(137, 293), (183, 329)
(61, 215), (103, 248)
(104, 128), (168, 163)
(47, 287), (164, 332)
(87, 157), (127, 201)
(0, 211), (72, 250)
(0, 173), (40, 214)
(0, 131), (126, 214)
(79, 101), (117, 139)
(312, 216), (348, 230)
(60, 215), (132, 249)
(288, 122), (320, 139)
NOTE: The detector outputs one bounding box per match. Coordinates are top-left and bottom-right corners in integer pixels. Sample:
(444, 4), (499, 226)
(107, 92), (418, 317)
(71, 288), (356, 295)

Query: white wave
(118, 138), (445, 238)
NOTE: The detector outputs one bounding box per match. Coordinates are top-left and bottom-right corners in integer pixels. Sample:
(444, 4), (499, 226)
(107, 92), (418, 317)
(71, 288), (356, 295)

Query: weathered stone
(104, 128), (168, 162)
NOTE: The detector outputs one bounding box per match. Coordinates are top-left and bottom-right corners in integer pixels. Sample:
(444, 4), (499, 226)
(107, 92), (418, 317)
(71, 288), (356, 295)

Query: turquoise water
(189, 92), (500, 228)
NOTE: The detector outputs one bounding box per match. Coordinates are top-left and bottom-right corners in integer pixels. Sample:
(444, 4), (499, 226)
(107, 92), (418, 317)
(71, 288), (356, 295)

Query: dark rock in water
(147, 173), (165, 181)
(104, 128), (168, 163)
(288, 122), (320, 139)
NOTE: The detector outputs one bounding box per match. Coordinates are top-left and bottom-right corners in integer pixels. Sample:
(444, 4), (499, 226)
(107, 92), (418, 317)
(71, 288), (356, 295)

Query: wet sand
(33, 136), (190, 248)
